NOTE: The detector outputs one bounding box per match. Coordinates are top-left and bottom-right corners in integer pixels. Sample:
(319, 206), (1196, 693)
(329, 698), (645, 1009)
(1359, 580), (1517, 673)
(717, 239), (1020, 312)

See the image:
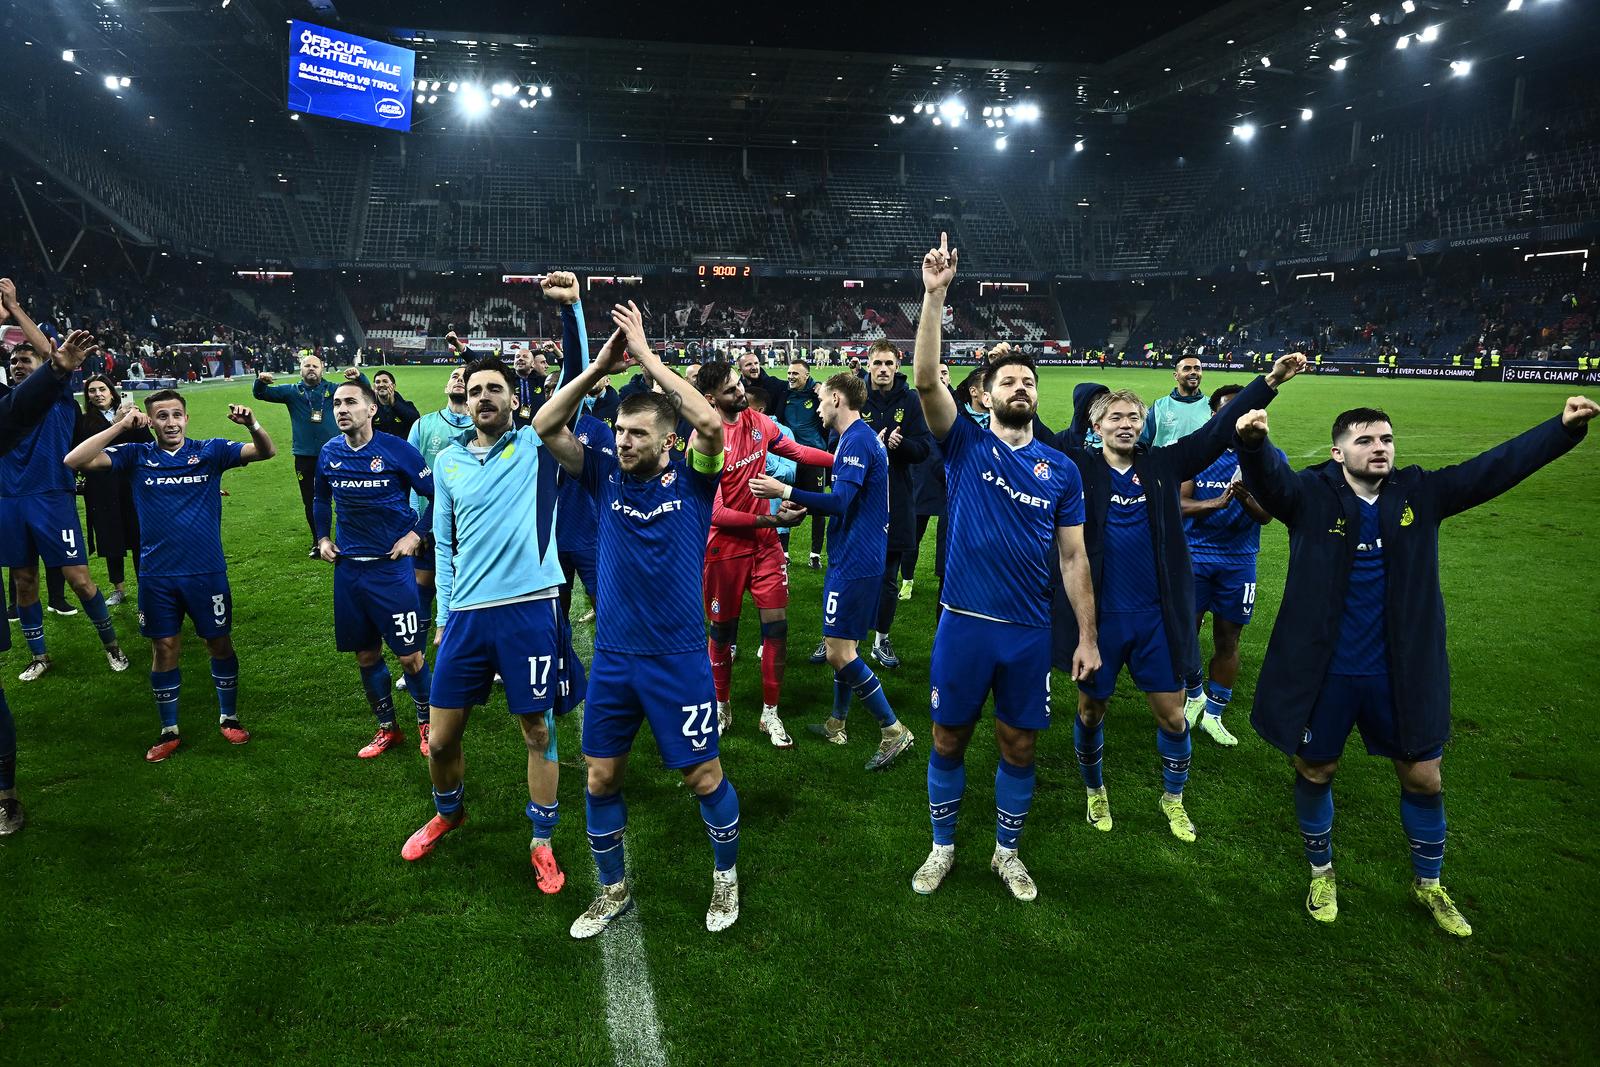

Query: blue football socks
(151, 668), (181, 731)
(359, 661), (396, 728)
(210, 655), (239, 722)
(405, 661), (432, 725)
(698, 777), (741, 872)
(1294, 773), (1334, 867)
(1204, 680), (1232, 719)
(1157, 725), (1192, 794)
(526, 799), (559, 843)
(586, 790), (627, 885)
(838, 656), (896, 727)
(81, 590), (117, 647)
(1074, 716), (1105, 789)
(927, 750), (965, 846)
(1400, 789), (1447, 881)
(18, 601), (45, 657)
(433, 782), (465, 818)
(995, 759), (1036, 850)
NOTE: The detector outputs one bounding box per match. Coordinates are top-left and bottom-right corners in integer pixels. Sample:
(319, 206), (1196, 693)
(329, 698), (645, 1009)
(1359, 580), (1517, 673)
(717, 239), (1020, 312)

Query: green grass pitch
(4, 366), (1597, 1064)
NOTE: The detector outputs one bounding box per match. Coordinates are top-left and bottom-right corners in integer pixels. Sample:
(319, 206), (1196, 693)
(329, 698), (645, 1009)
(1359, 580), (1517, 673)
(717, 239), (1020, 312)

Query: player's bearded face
(374, 378), (394, 402)
(1096, 404), (1144, 454)
(711, 373), (748, 416)
(514, 351), (534, 374)
(466, 373), (513, 430)
(1177, 363), (1202, 391)
(301, 358), (323, 385)
(446, 370), (467, 403)
(615, 417), (668, 474)
(1333, 423), (1394, 479)
(988, 374), (1038, 429)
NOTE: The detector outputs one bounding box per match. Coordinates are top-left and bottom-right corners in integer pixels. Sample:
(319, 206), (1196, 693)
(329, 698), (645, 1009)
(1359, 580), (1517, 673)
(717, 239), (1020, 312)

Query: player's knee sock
(927, 750), (965, 846)
(1183, 672), (1204, 702)
(18, 601), (45, 657)
(837, 656), (895, 727)
(526, 799), (559, 844)
(1399, 789), (1446, 882)
(359, 661), (396, 728)
(708, 638), (733, 703)
(831, 676), (851, 722)
(759, 620), (786, 707)
(1204, 680), (1233, 719)
(1294, 773), (1334, 868)
(586, 789), (627, 886)
(210, 655), (239, 722)
(1073, 717), (1105, 789)
(1157, 725), (1192, 794)
(0, 686), (16, 791)
(698, 777), (740, 872)
(151, 668), (181, 731)
(406, 662), (432, 725)
(80, 590), (117, 647)
(994, 759), (1036, 851)
(433, 782), (464, 819)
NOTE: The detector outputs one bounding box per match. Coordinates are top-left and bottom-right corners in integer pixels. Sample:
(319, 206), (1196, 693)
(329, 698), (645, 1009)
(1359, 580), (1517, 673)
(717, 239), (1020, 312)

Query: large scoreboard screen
(287, 21), (414, 132)
(694, 259), (755, 279)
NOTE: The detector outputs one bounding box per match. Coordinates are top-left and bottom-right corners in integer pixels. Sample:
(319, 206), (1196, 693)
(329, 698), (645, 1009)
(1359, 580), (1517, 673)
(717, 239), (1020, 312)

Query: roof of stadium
(19, 0), (1600, 155)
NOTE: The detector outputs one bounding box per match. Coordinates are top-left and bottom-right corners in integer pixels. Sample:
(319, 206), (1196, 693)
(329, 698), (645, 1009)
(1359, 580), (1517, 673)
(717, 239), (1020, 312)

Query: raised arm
(227, 404), (276, 463)
(913, 232), (959, 439)
(542, 271), (591, 400)
(64, 406), (146, 473)
(613, 301), (723, 459)
(535, 326), (628, 477)
(252, 372), (294, 403)
(1056, 524), (1101, 682)
(1430, 396), (1594, 519)
(1164, 353), (1307, 481)
(0, 278), (59, 364)
(1234, 410), (1303, 523)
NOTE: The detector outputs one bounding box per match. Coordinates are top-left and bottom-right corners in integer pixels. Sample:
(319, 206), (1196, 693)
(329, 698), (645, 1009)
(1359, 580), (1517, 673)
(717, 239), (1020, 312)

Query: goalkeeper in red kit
(693, 361), (833, 747)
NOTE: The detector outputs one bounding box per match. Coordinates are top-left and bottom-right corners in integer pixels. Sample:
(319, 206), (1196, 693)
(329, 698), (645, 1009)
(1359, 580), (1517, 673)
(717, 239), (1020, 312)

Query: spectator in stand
(74, 374), (150, 607)
(371, 370), (421, 439)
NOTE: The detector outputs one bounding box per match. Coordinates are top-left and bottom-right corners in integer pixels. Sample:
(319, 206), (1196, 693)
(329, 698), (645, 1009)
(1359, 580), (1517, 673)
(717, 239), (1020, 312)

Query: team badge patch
(752, 429), (763, 443)
(578, 433), (590, 445)
(187, 454), (200, 465)
(931, 687), (940, 710)
(370, 457), (385, 472)
(661, 470), (677, 487)
(1034, 461), (1051, 480)
(1400, 504), (1415, 527)
(710, 598), (721, 615)
(1131, 472), (1142, 486)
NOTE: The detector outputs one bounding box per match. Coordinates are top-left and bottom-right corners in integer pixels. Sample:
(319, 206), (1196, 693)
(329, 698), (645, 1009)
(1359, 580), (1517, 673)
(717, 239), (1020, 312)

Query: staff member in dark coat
(1049, 356), (1301, 844)
(254, 353), (366, 556)
(370, 370), (421, 438)
(858, 341), (931, 670)
(73, 374), (151, 607)
(900, 363), (954, 602)
(1235, 395), (1595, 938)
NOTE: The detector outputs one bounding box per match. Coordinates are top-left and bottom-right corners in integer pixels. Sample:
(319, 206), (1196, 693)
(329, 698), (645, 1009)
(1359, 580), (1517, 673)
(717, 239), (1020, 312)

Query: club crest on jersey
(577, 433), (590, 444)
(187, 454), (200, 465)
(661, 470), (677, 487)
(1400, 504), (1415, 527)
(931, 687), (940, 710)
(710, 598), (721, 615)
(894, 408), (906, 423)
(1034, 461), (1051, 480)
(370, 457), (385, 473)
(1131, 472), (1142, 486)
(751, 429), (763, 443)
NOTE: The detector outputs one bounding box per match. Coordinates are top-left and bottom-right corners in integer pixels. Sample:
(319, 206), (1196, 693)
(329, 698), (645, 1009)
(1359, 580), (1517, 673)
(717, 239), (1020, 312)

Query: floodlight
(1015, 102), (1041, 121)
(1301, 108), (1314, 121)
(1402, 0), (1415, 11)
(541, 85), (552, 98)
(1418, 24), (1439, 42)
(1395, 34), (1410, 49)
(1330, 57), (1348, 70)
(459, 84), (489, 117)
(1073, 140), (1085, 152)
(103, 74), (119, 90)
(1450, 59), (1472, 75)
(1233, 123), (1256, 141)
(1260, 55), (1272, 68)
(447, 82), (458, 92)
(1369, 12), (1381, 24)
(1334, 28), (1347, 38)
(994, 136), (1008, 150)
(61, 49), (74, 62)
(938, 98), (964, 119)
(1507, 0), (1522, 9)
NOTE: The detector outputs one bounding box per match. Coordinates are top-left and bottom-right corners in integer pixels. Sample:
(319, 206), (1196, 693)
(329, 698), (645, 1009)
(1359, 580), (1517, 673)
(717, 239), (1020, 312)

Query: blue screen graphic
(287, 21), (414, 132)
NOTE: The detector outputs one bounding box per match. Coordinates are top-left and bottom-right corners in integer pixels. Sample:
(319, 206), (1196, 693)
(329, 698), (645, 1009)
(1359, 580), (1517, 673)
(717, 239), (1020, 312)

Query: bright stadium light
(430, 81), (441, 91)
(1401, 0), (1415, 11)
(1260, 55), (1272, 68)
(491, 81), (514, 96)
(61, 49), (74, 62)
(334, 333), (345, 344)
(447, 81), (458, 92)
(427, 94), (437, 104)
(1301, 107), (1314, 121)
(994, 135), (1008, 150)
(120, 76), (131, 87)
(932, 116), (943, 126)
(415, 92), (425, 103)
(1233, 123), (1257, 141)
(527, 85), (538, 96)
(1418, 24), (1439, 42)
(1450, 59), (1473, 75)
(1369, 12), (1382, 24)
(103, 74), (119, 90)
(541, 85), (552, 98)
(1330, 57), (1349, 70)
(912, 102), (924, 114)
(938, 97), (964, 119)
(982, 106), (993, 116)
(1395, 34), (1411, 49)
(490, 97), (501, 108)
(1015, 102), (1041, 121)
(1074, 140), (1085, 152)
(459, 84), (489, 117)
(1334, 27), (1347, 38)
(1507, 0), (1523, 8)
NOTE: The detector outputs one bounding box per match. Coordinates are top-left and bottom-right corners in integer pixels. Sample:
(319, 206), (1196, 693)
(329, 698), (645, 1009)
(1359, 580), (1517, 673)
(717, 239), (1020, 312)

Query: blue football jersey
(314, 431), (435, 559)
(939, 415), (1085, 628)
(1, 373), (77, 497)
(557, 414), (615, 555)
(1101, 466), (1160, 613)
(107, 438), (248, 576)
(1330, 498), (1387, 676)
(1185, 448), (1276, 562)
(826, 419), (890, 581)
(583, 445), (721, 656)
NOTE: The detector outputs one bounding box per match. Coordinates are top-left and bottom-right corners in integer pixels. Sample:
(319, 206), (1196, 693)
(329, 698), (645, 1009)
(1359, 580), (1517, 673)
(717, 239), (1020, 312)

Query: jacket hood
(1070, 382), (1110, 444)
(868, 372), (913, 403)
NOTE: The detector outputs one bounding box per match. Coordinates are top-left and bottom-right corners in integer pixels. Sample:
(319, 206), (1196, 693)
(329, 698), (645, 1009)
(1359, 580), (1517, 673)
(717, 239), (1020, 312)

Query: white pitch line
(568, 588), (669, 1067)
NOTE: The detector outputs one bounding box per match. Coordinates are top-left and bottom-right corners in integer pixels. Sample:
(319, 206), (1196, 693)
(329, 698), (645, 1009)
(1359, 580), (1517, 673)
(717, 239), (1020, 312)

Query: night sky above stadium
(331, 0), (1230, 62)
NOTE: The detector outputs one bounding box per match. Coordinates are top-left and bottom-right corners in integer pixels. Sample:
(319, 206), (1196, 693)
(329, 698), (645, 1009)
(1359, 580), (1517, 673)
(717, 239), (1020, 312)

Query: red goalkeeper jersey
(696, 408), (833, 560)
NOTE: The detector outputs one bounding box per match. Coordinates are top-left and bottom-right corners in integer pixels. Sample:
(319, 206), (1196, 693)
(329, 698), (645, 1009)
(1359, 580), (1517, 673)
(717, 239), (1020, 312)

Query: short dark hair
(824, 372), (867, 411)
(1209, 383), (1244, 413)
(1332, 407), (1393, 443)
(744, 385), (770, 412)
(956, 368), (986, 408)
(981, 353), (1037, 393)
(336, 378), (378, 405)
(618, 391), (679, 433)
(143, 389), (187, 411)
(1176, 356), (1203, 369)
(372, 370), (396, 385)
(464, 356), (516, 393)
(694, 360), (735, 397)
